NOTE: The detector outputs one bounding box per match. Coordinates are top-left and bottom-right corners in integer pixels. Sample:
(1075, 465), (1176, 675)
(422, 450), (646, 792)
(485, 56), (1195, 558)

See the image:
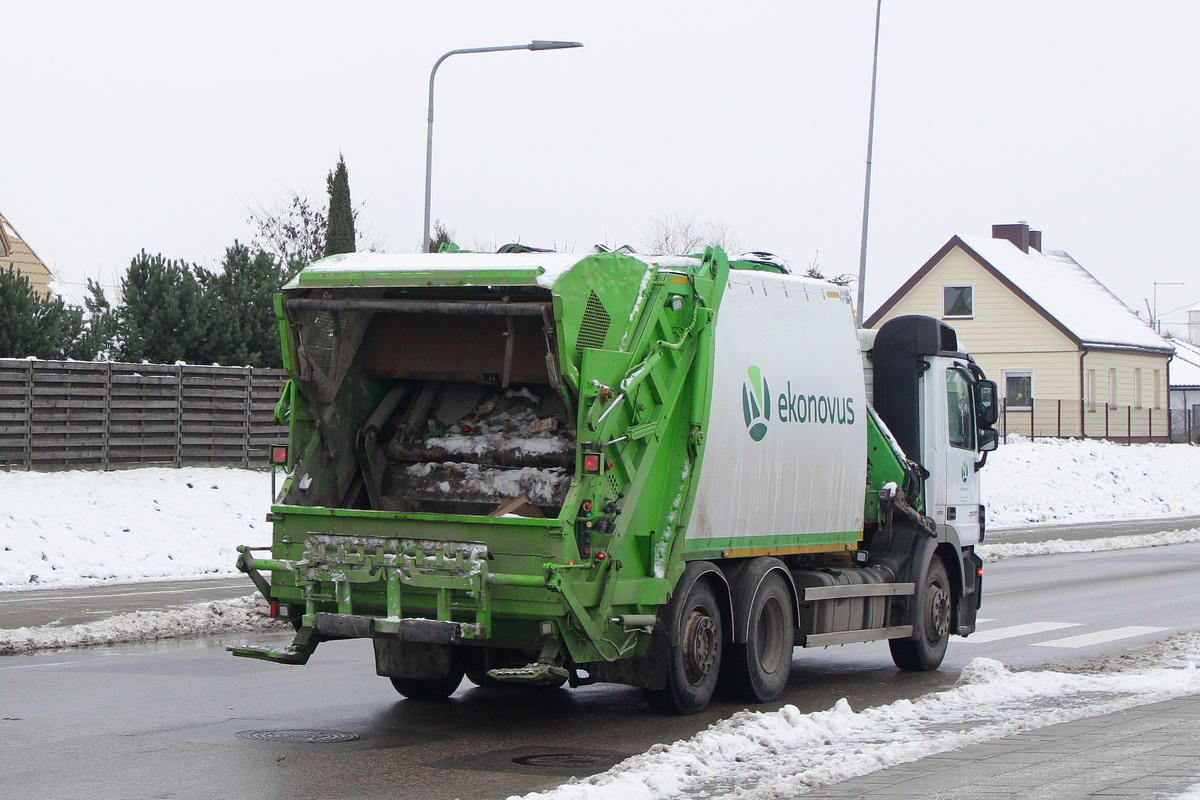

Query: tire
(389, 664), (466, 700)
(643, 579), (723, 715)
(722, 572), (794, 703)
(890, 557), (951, 671)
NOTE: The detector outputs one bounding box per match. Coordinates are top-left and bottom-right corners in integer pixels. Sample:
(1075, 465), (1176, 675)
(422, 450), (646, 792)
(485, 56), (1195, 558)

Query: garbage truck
(231, 245), (1000, 714)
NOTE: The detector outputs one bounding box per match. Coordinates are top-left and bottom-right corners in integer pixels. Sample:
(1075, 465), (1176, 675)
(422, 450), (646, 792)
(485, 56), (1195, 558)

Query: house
(1169, 337), (1200, 443)
(0, 211), (57, 299)
(866, 223), (1174, 441)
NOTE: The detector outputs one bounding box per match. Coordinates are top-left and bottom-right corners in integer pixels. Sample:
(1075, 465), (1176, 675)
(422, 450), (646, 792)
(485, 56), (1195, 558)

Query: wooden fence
(0, 359), (289, 471)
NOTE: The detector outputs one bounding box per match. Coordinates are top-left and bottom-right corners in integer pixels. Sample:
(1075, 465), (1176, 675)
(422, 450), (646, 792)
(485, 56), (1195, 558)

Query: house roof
(0, 212), (57, 299)
(1171, 338), (1200, 388)
(867, 233), (1173, 355)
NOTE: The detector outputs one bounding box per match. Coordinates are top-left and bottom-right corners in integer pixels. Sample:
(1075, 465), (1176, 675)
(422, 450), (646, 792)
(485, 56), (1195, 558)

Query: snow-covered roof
(954, 235), (1171, 353)
(1170, 338), (1200, 388)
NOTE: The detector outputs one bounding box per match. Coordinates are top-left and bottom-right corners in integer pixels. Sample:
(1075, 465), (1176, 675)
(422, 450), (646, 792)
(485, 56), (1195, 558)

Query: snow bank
(0, 467), (273, 590)
(510, 633), (1200, 800)
(0, 594), (285, 655)
(979, 528), (1200, 561)
(983, 437), (1200, 526)
(2, 440), (1199, 590)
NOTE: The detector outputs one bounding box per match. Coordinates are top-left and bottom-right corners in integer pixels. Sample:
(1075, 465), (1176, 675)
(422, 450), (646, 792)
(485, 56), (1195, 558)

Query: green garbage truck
(231, 245), (999, 714)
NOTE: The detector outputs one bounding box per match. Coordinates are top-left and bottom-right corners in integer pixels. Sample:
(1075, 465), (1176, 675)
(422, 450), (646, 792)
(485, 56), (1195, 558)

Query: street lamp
(422, 40), (583, 253)
(855, 0), (883, 327)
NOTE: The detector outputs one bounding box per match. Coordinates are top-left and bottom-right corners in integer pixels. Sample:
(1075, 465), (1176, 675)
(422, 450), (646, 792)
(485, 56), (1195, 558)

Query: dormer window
(943, 285), (973, 318)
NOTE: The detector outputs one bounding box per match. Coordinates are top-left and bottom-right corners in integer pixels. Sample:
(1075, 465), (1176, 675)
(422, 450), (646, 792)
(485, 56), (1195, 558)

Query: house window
(943, 285), (973, 318)
(1004, 370), (1032, 410)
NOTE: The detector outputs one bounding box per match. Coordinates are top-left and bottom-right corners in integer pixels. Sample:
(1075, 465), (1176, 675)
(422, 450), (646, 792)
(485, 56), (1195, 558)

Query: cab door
(920, 357), (982, 545)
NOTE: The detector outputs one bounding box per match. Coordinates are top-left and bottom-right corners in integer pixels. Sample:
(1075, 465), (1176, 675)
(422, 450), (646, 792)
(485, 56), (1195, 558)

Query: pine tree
(0, 265), (86, 359)
(323, 154), (356, 257)
(115, 252), (205, 364)
(196, 242), (286, 367)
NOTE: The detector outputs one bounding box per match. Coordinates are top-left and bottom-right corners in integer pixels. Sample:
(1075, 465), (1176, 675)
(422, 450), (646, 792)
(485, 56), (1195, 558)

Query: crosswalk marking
(1031, 626), (1171, 649)
(959, 621), (1082, 643)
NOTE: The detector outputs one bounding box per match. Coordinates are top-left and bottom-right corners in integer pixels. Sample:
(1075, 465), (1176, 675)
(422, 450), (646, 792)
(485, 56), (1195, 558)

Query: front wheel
(643, 579), (723, 715)
(890, 557), (951, 671)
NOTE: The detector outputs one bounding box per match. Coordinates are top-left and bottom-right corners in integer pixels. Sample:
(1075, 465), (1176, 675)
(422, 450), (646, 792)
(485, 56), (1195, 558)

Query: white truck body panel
(689, 272), (868, 544)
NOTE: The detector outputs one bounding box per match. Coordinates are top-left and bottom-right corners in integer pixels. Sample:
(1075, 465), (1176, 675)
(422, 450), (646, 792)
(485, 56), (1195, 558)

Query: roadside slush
(0, 576), (251, 630)
(987, 515), (1200, 544)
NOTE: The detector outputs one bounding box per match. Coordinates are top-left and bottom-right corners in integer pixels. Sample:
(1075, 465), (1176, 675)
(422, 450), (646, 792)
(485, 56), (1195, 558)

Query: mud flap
(956, 549), (983, 635)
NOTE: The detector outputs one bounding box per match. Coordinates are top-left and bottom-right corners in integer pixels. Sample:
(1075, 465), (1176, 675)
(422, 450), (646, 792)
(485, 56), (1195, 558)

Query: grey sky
(5, 2), (1197, 327)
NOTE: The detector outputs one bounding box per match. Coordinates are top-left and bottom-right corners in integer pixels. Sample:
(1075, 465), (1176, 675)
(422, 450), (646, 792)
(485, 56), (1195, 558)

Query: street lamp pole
(423, 40), (583, 253)
(855, 0), (883, 327)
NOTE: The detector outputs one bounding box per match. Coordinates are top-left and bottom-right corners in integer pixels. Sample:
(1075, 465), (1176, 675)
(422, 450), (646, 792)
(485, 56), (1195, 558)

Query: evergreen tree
(0, 265), (86, 359)
(323, 154), (356, 257)
(197, 242), (286, 367)
(115, 252), (205, 364)
(69, 279), (119, 360)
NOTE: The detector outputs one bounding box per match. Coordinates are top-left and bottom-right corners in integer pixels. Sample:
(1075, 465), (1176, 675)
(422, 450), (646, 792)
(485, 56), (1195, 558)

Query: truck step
(487, 663), (570, 686)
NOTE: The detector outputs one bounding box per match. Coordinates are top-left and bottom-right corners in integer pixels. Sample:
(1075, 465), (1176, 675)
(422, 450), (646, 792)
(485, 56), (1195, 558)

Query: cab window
(947, 369), (975, 450)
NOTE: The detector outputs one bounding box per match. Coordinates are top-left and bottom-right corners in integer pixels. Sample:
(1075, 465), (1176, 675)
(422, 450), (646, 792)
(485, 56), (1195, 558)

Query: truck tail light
(270, 445), (289, 465)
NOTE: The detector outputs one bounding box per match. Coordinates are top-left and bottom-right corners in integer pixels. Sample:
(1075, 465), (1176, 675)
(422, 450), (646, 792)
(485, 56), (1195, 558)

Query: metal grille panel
(577, 292), (610, 350)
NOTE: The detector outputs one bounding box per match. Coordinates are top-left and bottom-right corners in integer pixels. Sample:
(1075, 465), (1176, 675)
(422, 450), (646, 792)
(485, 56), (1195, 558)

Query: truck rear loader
(231, 246), (999, 714)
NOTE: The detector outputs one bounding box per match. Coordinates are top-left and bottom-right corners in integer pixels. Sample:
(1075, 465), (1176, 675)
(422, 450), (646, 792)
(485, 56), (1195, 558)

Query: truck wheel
(643, 579), (723, 715)
(389, 667), (466, 700)
(722, 572), (794, 703)
(890, 557), (950, 671)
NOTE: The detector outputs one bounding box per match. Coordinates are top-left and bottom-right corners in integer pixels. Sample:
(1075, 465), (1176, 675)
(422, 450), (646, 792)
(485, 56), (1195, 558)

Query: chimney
(992, 222), (1031, 253)
(1027, 229), (1042, 252)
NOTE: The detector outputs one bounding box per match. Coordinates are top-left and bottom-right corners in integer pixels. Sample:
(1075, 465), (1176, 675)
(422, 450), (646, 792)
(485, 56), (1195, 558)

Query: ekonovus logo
(742, 365), (770, 441)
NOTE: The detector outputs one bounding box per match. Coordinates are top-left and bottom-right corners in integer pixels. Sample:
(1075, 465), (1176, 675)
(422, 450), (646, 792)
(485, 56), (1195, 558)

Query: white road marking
(976, 618), (996, 624)
(1031, 626), (1171, 649)
(959, 621), (1082, 643)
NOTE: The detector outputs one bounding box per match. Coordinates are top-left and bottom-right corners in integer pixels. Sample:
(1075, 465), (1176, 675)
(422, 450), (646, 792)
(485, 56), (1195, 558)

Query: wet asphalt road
(0, 522), (1198, 800)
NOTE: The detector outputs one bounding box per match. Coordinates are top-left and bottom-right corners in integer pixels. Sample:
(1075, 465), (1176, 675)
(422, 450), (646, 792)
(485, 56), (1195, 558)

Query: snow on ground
(978, 527), (1200, 561)
(0, 594), (286, 656)
(984, 437), (1200, 527)
(508, 632), (1200, 800)
(0, 466), (273, 590)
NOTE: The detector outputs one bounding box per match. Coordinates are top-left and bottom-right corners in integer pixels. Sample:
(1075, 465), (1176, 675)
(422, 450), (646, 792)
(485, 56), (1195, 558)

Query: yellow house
(867, 223), (1173, 441)
(0, 211), (57, 299)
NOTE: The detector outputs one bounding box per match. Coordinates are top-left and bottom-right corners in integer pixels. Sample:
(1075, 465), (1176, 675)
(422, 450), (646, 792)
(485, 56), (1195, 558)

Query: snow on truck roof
(287, 251), (706, 291)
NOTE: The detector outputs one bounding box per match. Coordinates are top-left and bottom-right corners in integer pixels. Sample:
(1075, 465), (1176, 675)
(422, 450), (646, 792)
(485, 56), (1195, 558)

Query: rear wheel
(390, 666), (466, 700)
(643, 579), (723, 715)
(722, 572), (794, 702)
(890, 557), (951, 671)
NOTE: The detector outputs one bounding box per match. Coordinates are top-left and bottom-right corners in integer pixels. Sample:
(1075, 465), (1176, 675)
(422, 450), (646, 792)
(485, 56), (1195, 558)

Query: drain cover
(236, 729), (359, 744)
(512, 753), (604, 768)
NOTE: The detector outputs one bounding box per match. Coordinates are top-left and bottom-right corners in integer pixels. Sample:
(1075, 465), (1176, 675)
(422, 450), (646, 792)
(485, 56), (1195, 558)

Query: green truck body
(232, 246), (998, 714)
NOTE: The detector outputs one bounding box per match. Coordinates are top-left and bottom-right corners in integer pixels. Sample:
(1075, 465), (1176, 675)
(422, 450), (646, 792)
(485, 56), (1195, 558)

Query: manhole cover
(512, 753), (604, 768)
(236, 729), (360, 744)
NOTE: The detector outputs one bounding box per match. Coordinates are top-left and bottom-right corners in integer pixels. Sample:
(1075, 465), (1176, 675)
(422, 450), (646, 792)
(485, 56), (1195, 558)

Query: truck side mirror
(975, 380), (999, 428)
(978, 427), (999, 452)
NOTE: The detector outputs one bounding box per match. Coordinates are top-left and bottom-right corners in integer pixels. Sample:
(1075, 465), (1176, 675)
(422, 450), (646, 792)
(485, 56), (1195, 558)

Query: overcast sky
(5, 2), (1198, 327)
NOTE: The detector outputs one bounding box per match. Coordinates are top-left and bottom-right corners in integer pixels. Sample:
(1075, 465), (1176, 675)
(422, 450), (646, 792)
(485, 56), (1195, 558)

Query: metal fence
(0, 359), (289, 471)
(999, 397), (1175, 443)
